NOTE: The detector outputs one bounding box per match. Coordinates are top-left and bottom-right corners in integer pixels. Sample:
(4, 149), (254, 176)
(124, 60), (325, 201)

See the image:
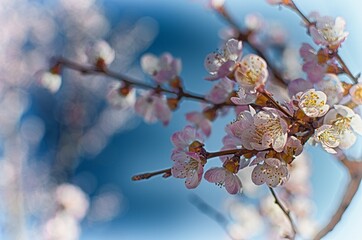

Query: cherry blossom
(231, 88), (257, 105)
(205, 78), (234, 104)
(37, 71), (62, 93)
(288, 78), (313, 97)
(299, 43), (339, 83)
(134, 91), (171, 125)
(229, 107), (288, 152)
(234, 54), (268, 92)
(314, 124), (340, 154)
(106, 82), (136, 109)
(309, 13), (349, 50)
(185, 111), (212, 137)
(204, 38), (243, 80)
(219, 124), (243, 162)
(314, 74), (344, 105)
(281, 136), (304, 163)
(141, 52), (181, 84)
(55, 184), (89, 220)
(85, 40), (115, 66)
(323, 105), (362, 149)
(205, 167), (242, 194)
(297, 89), (329, 117)
(204, 156), (245, 194)
(171, 126), (205, 189)
(349, 83), (362, 105)
(251, 157), (289, 187)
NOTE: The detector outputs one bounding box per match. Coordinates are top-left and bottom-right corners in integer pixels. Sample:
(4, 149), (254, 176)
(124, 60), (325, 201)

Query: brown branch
(206, 148), (257, 159)
(258, 90), (293, 118)
(269, 187), (297, 239)
(54, 57), (232, 105)
(313, 151), (362, 240)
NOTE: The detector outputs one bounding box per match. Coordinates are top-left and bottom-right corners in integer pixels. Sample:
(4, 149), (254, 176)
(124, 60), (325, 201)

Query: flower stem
(258, 90), (294, 119)
(132, 168), (171, 181)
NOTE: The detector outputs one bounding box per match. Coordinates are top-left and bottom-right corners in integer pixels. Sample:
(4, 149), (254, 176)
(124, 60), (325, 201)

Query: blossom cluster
(42, 27), (362, 196)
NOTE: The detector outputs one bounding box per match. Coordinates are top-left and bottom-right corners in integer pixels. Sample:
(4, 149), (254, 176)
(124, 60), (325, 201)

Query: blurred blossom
(226, 200), (263, 239)
(0, 0), (156, 239)
(42, 213), (80, 240)
(37, 71), (62, 93)
(85, 40), (115, 66)
(106, 82), (136, 109)
(55, 184), (89, 220)
(88, 190), (122, 222)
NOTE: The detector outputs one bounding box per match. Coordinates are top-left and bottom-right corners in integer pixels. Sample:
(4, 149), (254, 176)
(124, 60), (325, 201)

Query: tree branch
(54, 57), (233, 106)
(269, 187), (297, 239)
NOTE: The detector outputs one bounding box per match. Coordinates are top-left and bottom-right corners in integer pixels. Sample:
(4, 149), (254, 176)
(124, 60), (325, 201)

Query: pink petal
(204, 168), (225, 183)
(251, 165), (267, 185)
(225, 173), (242, 194)
(185, 165), (203, 189)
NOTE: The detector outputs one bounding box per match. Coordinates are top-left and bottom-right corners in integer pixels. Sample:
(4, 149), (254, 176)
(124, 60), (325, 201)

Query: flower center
(301, 91), (324, 108)
(353, 86), (362, 102)
(332, 115), (351, 132)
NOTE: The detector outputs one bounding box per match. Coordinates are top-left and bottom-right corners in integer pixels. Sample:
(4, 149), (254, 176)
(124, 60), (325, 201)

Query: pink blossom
(251, 157), (289, 187)
(37, 71), (62, 93)
(171, 126), (205, 189)
(349, 83), (362, 105)
(229, 107), (288, 152)
(234, 54), (268, 92)
(185, 112), (212, 137)
(297, 89), (329, 117)
(205, 78), (234, 104)
(204, 39), (243, 80)
(85, 40), (115, 66)
(134, 91), (171, 125)
(315, 74), (344, 105)
(309, 13), (349, 50)
(302, 61), (326, 83)
(219, 125), (243, 162)
(288, 78), (313, 97)
(231, 88), (257, 105)
(299, 43), (334, 83)
(284, 136), (303, 157)
(204, 167), (242, 194)
(106, 82), (136, 109)
(141, 52), (181, 84)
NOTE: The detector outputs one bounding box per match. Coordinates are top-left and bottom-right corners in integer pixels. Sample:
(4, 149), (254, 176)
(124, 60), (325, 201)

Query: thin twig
(54, 57), (231, 105)
(132, 168), (171, 181)
(207, 148), (257, 159)
(269, 187), (297, 239)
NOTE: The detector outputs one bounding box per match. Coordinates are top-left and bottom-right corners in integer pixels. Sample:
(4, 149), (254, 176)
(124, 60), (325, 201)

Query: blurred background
(1, 0), (362, 239)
